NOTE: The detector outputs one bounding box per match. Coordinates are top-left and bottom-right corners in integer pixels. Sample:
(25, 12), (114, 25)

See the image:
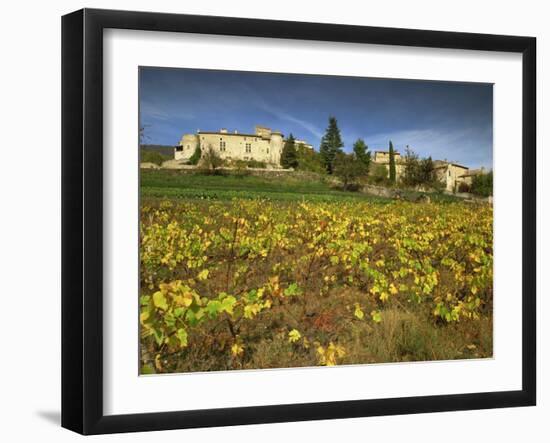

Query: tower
(269, 131), (284, 166)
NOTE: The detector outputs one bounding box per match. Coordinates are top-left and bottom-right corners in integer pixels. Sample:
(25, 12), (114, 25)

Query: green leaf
(152, 291), (168, 311)
(153, 329), (164, 346)
(246, 289), (258, 303)
(141, 364), (155, 375)
(284, 283), (302, 297)
(176, 328), (188, 347)
(185, 309), (199, 326)
(220, 295), (237, 314)
(163, 312), (176, 328)
(205, 300), (222, 318)
(354, 303), (364, 320)
(371, 310), (382, 323)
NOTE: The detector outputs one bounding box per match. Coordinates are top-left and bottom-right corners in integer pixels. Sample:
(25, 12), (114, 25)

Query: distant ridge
(140, 144), (174, 158)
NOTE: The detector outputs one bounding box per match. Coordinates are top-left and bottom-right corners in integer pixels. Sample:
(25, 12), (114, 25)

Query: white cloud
(363, 127), (493, 168)
(141, 101), (194, 121)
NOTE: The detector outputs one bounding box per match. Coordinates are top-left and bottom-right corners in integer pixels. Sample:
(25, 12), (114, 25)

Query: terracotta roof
(374, 150), (401, 155)
(459, 168), (486, 177)
(433, 160), (468, 169)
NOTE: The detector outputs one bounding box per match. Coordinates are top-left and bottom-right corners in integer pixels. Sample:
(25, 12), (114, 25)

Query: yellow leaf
(152, 291), (168, 310)
(354, 303), (364, 320)
(197, 269), (209, 281)
(288, 329), (301, 343)
(154, 354), (162, 371)
(231, 342), (244, 357)
(140, 310), (150, 325)
(174, 292), (193, 307)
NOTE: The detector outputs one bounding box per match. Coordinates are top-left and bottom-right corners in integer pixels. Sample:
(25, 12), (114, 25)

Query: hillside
(140, 144), (175, 158)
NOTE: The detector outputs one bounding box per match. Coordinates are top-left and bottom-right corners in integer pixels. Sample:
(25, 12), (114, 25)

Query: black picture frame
(61, 8), (536, 435)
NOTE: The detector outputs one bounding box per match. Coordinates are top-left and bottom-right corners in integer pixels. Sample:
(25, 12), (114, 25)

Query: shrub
(369, 163), (388, 185)
(333, 152), (368, 191)
(141, 150), (166, 166)
(470, 171), (493, 197)
(188, 145), (202, 165)
(296, 144), (325, 174)
(246, 159), (266, 169)
(199, 145), (225, 174)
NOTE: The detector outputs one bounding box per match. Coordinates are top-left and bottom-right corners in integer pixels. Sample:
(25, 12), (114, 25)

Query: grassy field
(139, 169), (493, 373)
(140, 169), (460, 203)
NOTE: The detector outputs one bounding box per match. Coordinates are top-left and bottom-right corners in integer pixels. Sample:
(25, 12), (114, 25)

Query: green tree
(388, 140), (396, 184)
(402, 146), (420, 186)
(281, 133), (298, 169)
(200, 145), (225, 174)
(353, 138), (371, 171)
(333, 152), (368, 190)
(471, 170), (493, 197)
(295, 143), (324, 173)
(319, 116), (344, 174)
(419, 156), (435, 184)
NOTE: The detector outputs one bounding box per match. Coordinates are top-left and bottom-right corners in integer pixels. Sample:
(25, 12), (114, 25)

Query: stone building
(175, 125), (286, 166)
(455, 167), (487, 187)
(294, 139), (314, 151)
(372, 150), (484, 192)
(433, 160), (470, 192)
(372, 150), (405, 178)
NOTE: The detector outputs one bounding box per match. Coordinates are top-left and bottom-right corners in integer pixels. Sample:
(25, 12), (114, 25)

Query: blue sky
(139, 67), (493, 169)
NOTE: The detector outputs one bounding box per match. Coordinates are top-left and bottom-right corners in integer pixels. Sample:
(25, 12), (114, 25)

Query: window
(448, 170), (451, 177)
(266, 148), (269, 154)
(245, 143), (252, 153)
(220, 141), (226, 151)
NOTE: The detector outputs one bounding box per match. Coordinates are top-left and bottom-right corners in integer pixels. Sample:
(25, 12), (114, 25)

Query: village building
(372, 151), (486, 192)
(294, 139), (314, 151)
(372, 150), (405, 178)
(175, 125), (295, 166)
(433, 160), (470, 191)
(174, 124), (487, 192)
(455, 167), (487, 187)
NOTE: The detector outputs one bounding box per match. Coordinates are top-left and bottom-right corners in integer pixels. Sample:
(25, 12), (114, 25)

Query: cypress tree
(389, 140), (397, 184)
(319, 116), (344, 174)
(281, 133), (298, 169)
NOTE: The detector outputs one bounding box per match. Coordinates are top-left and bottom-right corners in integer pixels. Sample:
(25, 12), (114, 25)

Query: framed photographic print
(61, 8), (536, 435)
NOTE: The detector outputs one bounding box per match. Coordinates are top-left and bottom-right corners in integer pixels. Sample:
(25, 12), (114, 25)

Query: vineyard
(139, 189), (493, 374)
